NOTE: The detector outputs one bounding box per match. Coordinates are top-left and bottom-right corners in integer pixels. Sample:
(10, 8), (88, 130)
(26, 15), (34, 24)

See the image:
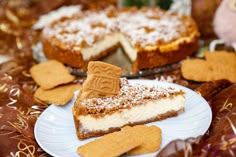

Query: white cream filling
(80, 34), (119, 61)
(80, 33), (137, 62)
(78, 95), (185, 131)
(119, 34), (137, 62)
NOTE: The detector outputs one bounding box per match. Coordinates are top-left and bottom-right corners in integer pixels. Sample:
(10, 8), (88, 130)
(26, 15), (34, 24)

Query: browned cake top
(43, 6), (198, 50)
(76, 78), (184, 115)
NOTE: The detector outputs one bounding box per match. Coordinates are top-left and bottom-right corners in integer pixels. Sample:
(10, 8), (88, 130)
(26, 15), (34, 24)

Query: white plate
(35, 80), (212, 157)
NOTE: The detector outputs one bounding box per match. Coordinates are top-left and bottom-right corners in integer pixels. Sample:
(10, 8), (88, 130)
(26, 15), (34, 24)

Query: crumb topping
(43, 7), (197, 49)
(80, 78), (184, 114)
(33, 5), (81, 30)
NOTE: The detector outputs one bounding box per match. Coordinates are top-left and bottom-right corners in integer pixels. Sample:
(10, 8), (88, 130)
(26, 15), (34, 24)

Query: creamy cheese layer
(80, 32), (197, 62)
(80, 34), (119, 61)
(78, 95), (185, 131)
(80, 33), (137, 62)
(119, 34), (137, 62)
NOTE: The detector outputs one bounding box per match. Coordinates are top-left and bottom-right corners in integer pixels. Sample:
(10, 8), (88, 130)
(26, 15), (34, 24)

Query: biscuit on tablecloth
(30, 60), (75, 89)
(181, 51), (236, 83)
(34, 84), (81, 105)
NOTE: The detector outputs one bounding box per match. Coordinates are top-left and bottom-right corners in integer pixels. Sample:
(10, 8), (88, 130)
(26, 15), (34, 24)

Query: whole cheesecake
(42, 7), (199, 72)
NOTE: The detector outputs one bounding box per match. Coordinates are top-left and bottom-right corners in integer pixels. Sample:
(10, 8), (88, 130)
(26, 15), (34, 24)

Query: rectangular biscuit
(77, 125), (162, 157)
(123, 125), (162, 155)
(77, 131), (141, 157)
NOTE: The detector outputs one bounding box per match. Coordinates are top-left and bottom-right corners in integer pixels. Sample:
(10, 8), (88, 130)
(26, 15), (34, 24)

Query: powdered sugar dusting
(43, 7), (193, 49)
(43, 7), (117, 47)
(80, 78), (184, 113)
(33, 5), (82, 30)
(118, 10), (182, 47)
(155, 75), (175, 83)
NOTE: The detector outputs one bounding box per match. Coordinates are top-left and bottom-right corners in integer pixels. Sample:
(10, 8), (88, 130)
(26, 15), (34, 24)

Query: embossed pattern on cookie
(80, 61), (122, 99)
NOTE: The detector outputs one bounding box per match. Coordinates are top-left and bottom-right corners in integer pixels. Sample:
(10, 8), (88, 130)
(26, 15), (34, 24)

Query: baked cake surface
(42, 7), (199, 72)
(73, 78), (185, 140)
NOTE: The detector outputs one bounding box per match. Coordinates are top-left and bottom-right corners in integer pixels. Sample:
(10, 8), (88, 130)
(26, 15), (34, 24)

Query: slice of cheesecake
(72, 78), (185, 140)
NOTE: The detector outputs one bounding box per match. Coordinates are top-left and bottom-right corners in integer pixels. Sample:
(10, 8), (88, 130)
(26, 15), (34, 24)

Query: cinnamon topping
(79, 78), (185, 114)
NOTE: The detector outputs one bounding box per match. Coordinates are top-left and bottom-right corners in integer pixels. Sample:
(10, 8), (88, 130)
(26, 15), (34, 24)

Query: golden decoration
(219, 98), (233, 112)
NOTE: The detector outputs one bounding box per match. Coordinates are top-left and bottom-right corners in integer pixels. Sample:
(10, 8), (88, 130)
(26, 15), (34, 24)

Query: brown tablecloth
(0, 0), (236, 156)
